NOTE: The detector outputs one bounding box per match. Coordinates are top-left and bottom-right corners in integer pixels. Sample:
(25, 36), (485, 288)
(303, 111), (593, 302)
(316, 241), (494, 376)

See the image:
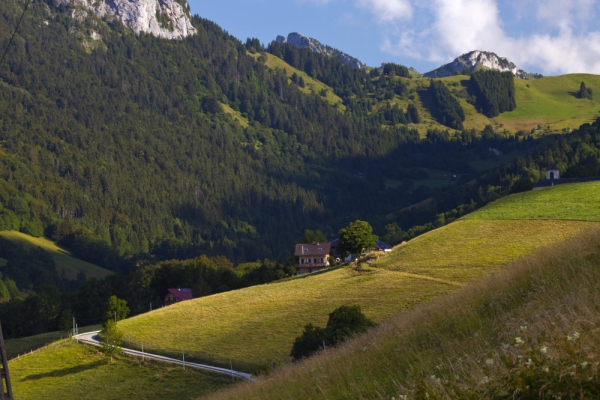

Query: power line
(0, 0), (32, 68)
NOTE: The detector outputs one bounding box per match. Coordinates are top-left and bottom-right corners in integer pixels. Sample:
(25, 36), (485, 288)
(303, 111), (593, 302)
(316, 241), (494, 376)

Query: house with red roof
(164, 288), (193, 306)
(294, 243), (332, 275)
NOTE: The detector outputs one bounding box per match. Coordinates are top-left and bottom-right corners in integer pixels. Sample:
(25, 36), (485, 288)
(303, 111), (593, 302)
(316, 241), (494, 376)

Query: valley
(1, 0), (600, 398)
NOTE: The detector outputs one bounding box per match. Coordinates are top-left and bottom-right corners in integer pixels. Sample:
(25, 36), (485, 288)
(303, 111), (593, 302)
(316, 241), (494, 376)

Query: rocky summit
(275, 32), (363, 69)
(424, 50), (528, 79)
(58, 0), (196, 40)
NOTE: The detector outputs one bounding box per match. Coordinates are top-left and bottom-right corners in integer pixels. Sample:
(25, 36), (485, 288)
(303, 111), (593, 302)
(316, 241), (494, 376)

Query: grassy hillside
(209, 226), (600, 399)
(496, 73), (600, 133)
(250, 52), (346, 111)
(463, 181), (600, 221)
(408, 74), (600, 135)
(0, 231), (112, 280)
(8, 340), (233, 400)
(4, 325), (101, 360)
(117, 182), (600, 373)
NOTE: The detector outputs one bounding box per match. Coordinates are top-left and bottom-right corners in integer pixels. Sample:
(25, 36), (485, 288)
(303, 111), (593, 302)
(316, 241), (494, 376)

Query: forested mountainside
(0, 0), (529, 267)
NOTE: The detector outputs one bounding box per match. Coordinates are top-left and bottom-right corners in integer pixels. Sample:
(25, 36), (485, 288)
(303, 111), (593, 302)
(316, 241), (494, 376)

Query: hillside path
(74, 331), (253, 381)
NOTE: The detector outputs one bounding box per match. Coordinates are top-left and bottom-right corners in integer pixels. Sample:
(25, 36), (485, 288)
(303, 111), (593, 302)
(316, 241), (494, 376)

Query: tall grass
(208, 227), (600, 399)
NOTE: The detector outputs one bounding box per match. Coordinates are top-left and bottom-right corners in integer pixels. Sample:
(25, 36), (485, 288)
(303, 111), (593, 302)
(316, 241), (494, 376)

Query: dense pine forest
(469, 70), (516, 117)
(0, 0), (514, 268)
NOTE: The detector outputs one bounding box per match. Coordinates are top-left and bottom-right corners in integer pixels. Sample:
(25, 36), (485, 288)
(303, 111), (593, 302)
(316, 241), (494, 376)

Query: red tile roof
(294, 243), (332, 257)
(166, 288), (193, 301)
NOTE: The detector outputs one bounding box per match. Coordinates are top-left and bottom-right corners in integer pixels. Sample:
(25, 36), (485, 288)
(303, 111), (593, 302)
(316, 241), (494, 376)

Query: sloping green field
(0, 231), (112, 280)
(117, 182), (600, 372)
(433, 74), (600, 134)
(496, 73), (600, 132)
(8, 340), (232, 400)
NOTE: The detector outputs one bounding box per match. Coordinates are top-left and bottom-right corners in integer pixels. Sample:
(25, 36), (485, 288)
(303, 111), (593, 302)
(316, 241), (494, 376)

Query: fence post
(230, 360), (233, 381)
(142, 343), (144, 362)
(0, 322), (14, 400)
(182, 351), (185, 370)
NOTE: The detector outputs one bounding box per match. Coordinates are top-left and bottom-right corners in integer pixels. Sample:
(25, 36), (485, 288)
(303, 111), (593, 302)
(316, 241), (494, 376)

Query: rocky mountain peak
(424, 50), (528, 79)
(58, 0), (196, 40)
(275, 32), (363, 69)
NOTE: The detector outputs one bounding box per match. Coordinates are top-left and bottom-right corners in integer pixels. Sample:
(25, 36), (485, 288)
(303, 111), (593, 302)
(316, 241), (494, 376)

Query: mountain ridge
(275, 32), (363, 69)
(424, 50), (529, 79)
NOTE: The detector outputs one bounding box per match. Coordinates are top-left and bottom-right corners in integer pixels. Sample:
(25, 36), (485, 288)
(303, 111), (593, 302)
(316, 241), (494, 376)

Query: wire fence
(121, 336), (263, 375)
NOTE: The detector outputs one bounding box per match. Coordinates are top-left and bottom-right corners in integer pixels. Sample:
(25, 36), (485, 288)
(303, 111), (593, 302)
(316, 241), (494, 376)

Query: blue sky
(187, 0), (600, 75)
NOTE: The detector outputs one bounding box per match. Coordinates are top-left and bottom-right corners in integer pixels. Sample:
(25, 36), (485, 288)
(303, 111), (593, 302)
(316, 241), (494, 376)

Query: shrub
(291, 305), (375, 360)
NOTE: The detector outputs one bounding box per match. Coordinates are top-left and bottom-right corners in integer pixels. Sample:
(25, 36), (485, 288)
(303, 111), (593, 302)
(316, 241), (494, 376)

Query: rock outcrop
(275, 32), (363, 69)
(424, 50), (528, 79)
(58, 0), (196, 40)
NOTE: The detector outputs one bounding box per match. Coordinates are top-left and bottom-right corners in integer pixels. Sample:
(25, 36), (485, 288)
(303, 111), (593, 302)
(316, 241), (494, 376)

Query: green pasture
(5, 325), (101, 360)
(9, 340), (233, 400)
(464, 181), (600, 221)
(117, 181), (600, 371)
(0, 231), (112, 280)
(118, 266), (457, 371)
(496, 73), (600, 132)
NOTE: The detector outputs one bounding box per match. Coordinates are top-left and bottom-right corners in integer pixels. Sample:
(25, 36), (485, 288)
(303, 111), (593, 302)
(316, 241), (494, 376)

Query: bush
(510, 178), (533, 194)
(291, 305), (375, 360)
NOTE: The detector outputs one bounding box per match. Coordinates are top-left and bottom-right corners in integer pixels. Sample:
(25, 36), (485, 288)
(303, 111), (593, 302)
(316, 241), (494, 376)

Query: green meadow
(118, 182), (600, 373)
(4, 325), (101, 360)
(496, 73), (600, 132)
(210, 227), (600, 399)
(463, 181), (600, 221)
(9, 340), (233, 400)
(0, 231), (112, 280)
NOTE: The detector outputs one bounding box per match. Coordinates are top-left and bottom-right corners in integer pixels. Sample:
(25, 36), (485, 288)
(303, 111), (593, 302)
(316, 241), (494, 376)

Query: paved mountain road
(75, 331), (254, 381)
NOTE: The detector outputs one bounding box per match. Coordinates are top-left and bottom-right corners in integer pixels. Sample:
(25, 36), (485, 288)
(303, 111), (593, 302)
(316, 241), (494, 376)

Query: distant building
(546, 165), (560, 180)
(533, 166), (600, 190)
(294, 243), (332, 275)
(164, 288), (193, 306)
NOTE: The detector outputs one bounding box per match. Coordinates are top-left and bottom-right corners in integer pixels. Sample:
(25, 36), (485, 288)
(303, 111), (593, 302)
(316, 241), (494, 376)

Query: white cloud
(376, 0), (600, 74)
(355, 0), (413, 22)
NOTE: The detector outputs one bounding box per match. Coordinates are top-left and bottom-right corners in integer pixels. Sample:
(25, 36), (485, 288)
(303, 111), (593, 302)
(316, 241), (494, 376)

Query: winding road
(74, 331), (254, 381)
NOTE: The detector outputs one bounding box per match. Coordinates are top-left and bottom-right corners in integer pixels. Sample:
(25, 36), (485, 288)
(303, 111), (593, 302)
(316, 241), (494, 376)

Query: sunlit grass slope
(4, 325), (101, 360)
(120, 267), (458, 371)
(210, 226), (600, 399)
(9, 340), (232, 400)
(119, 182), (600, 373)
(250, 52), (345, 111)
(464, 181), (600, 221)
(496, 73), (600, 132)
(0, 231), (111, 280)
(425, 74), (600, 134)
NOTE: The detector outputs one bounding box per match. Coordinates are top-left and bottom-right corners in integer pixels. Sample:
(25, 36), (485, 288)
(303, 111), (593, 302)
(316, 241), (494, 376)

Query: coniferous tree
(469, 70), (516, 117)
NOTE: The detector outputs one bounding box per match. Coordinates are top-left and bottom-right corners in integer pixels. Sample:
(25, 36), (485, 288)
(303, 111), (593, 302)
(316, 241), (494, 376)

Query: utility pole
(0, 323), (14, 400)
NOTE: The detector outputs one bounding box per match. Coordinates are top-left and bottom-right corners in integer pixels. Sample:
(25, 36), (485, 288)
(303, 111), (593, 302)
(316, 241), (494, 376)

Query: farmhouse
(294, 243), (332, 275)
(164, 288), (193, 306)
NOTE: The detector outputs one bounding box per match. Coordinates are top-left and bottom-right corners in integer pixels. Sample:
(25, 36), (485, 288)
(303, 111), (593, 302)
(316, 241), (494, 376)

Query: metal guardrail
(74, 331), (253, 381)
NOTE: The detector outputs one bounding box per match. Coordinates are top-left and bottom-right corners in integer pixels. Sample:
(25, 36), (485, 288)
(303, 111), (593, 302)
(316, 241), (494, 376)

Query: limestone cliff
(424, 51), (528, 79)
(275, 32), (363, 69)
(58, 0), (196, 40)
